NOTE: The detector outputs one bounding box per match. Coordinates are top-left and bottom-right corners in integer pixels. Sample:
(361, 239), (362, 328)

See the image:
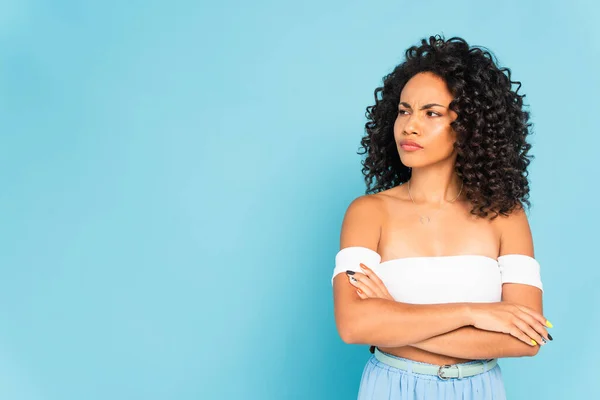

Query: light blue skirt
(357, 351), (506, 400)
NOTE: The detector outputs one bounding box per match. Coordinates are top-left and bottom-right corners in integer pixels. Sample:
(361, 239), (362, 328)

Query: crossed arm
(409, 204), (544, 359)
(333, 196), (546, 360)
(334, 279), (543, 359)
(408, 283), (543, 359)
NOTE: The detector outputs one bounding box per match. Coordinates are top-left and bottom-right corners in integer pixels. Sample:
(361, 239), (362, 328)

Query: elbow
(337, 322), (361, 344)
(334, 297), (375, 345)
(521, 343), (541, 357)
(528, 344), (541, 357)
(339, 329), (355, 344)
(336, 315), (364, 344)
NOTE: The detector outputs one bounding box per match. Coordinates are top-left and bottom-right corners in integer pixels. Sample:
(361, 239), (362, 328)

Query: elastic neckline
(379, 254), (499, 266)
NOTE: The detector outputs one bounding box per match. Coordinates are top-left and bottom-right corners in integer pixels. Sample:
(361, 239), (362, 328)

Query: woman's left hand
(346, 263), (394, 301)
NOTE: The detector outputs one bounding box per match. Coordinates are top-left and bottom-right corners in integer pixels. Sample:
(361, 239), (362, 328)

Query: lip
(399, 140), (423, 151)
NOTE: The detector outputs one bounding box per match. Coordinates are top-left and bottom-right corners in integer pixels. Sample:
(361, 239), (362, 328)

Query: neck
(407, 164), (463, 205)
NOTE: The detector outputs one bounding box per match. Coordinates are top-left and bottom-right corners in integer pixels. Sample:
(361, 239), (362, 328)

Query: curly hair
(359, 35), (534, 219)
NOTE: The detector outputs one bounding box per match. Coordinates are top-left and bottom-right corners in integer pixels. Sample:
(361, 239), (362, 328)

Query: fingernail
(531, 339), (537, 346)
(350, 277), (357, 283)
(357, 288), (363, 294)
(359, 263), (367, 269)
(346, 270), (355, 275)
(545, 320), (553, 328)
(540, 337), (547, 345)
(548, 333), (553, 341)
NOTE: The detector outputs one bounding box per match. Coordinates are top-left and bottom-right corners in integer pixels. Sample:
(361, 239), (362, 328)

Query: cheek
(393, 117), (404, 137)
(428, 122), (456, 150)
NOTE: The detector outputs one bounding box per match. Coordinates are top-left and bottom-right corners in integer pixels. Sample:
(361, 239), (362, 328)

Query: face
(394, 72), (458, 168)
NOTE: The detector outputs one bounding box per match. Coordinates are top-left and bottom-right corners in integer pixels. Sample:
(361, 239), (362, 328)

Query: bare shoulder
(493, 203), (531, 232)
(340, 193), (387, 251)
(493, 203), (534, 256)
(345, 192), (387, 215)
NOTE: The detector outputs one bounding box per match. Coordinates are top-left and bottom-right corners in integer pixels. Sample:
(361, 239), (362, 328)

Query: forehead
(400, 72), (453, 103)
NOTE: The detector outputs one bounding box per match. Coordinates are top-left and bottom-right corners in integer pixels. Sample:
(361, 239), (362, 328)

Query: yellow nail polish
(545, 320), (553, 328)
(531, 339), (537, 346)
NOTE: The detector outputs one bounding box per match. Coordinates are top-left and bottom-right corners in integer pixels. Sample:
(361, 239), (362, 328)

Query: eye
(427, 111), (441, 117)
(398, 109), (409, 115)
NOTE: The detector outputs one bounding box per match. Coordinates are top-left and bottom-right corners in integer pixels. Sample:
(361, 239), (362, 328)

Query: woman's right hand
(467, 302), (552, 346)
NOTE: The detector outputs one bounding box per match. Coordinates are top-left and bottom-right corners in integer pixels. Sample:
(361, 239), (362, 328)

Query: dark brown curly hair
(359, 35), (534, 219)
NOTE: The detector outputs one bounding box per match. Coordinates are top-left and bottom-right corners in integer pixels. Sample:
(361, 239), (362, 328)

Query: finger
(359, 263), (384, 285)
(356, 288), (368, 299)
(515, 305), (552, 328)
(509, 326), (539, 347)
(513, 318), (545, 346)
(515, 310), (549, 343)
(349, 272), (385, 298)
(358, 264), (391, 298)
(347, 273), (377, 298)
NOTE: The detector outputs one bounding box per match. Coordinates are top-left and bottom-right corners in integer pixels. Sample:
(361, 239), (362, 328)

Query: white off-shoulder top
(331, 247), (543, 304)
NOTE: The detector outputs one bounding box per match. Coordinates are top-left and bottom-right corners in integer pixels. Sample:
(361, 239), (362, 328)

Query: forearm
(339, 298), (471, 347)
(411, 326), (538, 359)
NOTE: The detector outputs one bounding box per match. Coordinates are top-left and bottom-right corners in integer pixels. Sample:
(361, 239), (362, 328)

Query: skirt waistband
(373, 347), (498, 380)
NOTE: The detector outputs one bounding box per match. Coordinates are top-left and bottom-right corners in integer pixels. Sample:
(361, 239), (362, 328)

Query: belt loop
(482, 360), (489, 373)
(458, 365), (463, 379)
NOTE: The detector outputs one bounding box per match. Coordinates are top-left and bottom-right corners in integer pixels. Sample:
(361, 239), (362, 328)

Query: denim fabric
(357, 352), (506, 400)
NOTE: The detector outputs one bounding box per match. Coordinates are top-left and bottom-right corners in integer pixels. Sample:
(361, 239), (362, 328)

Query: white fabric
(498, 254), (543, 290)
(331, 246), (543, 304)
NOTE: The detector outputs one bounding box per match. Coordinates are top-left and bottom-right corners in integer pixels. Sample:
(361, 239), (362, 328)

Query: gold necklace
(407, 180), (464, 224)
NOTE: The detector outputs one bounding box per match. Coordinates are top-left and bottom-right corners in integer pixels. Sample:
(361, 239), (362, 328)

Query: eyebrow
(399, 102), (447, 110)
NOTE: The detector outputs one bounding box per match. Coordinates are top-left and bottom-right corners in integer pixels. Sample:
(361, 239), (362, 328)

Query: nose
(403, 113), (421, 136)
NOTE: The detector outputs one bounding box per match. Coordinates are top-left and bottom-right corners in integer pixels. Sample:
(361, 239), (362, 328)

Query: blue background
(1, 0), (597, 398)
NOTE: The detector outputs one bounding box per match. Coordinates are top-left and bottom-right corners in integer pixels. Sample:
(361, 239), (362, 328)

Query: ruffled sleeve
(331, 246), (382, 285)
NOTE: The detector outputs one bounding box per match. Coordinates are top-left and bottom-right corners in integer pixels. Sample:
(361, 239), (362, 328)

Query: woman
(331, 35), (552, 399)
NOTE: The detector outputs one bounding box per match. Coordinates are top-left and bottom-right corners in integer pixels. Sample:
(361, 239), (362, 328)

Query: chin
(400, 151), (454, 169)
(399, 156), (425, 168)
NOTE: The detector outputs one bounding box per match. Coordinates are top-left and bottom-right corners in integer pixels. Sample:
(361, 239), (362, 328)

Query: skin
(333, 72), (550, 366)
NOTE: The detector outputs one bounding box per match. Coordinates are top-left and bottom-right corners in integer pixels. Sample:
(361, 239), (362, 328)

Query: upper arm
(332, 195), (384, 341)
(339, 195), (383, 251)
(497, 205), (543, 313)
